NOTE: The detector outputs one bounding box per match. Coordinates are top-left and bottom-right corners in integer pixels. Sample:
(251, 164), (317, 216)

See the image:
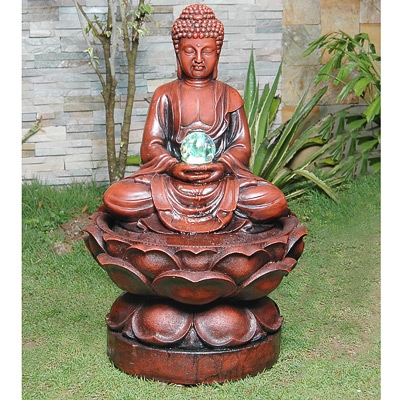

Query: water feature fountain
(84, 4), (307, 384)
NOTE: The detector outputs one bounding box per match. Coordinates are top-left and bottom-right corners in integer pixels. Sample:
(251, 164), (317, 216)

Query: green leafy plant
(22, 115), (44, 144)
(244, 51), (281, 172)
(302, 31), (381, 177)
(73, 0), (153, 183)
(244, 51), (342, 201)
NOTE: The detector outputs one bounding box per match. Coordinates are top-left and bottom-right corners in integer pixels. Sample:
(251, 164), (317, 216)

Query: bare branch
(73, 0), (105, 88)
(109, 0), (118, 80)
(118, 0), (130, 54)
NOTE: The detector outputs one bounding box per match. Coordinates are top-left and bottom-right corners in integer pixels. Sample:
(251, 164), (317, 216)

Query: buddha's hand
(168, 162), (226, 183)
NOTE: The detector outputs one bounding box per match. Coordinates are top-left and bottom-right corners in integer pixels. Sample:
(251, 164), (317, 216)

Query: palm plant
(302, 31), (381, 178)
(244, 51), (342, 201)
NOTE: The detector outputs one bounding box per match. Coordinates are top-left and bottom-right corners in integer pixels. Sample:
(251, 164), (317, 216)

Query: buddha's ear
(176, 55), (183, 79)
(212, 55), (220, 80)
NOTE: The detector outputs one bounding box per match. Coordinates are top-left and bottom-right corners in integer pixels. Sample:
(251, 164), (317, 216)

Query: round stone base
(107, 328), (281, 385)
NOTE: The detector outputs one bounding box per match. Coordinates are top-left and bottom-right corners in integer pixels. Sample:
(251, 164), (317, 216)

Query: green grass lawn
(21, 174), (380, 399)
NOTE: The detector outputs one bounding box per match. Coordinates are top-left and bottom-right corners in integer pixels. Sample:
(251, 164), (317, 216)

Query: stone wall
(282, 0), (381, 121)
(22, 0), (284, 185)
(22, 0), (381, 185)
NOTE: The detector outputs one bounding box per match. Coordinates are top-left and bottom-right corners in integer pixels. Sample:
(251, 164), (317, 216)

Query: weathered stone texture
(360, 0), (381, 24)
(283, 25), (321, 66)
(321, 0), (360, 37)
(283, 0), (320, 25)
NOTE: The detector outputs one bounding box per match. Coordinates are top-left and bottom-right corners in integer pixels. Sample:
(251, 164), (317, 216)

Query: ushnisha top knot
(171, 4), (224, 54)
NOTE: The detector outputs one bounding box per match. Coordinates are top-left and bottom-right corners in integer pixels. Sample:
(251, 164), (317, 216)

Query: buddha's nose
(194, 52), (203, 63)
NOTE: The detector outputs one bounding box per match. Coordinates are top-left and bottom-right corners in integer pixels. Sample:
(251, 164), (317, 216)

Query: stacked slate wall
(22, 0), (381, 185)
(22, 0), (284, 185)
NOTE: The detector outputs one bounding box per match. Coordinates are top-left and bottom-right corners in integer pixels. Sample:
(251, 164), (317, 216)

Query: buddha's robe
(103, 79), (288, 233)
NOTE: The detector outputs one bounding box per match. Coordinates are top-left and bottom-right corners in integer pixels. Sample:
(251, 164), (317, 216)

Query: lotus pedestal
(83, 210), (306, 384)
(107, 326), (281, 385)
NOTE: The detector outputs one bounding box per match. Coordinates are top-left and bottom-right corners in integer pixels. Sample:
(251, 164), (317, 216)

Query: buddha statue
(85, 4), (307, 384)
(103, 3), (289, 233)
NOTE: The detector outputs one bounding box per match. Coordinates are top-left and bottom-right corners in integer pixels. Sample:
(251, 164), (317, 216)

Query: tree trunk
(74, 0), (152, 184)
(116, 5), (142, 180)
(102, 14), (119, 184)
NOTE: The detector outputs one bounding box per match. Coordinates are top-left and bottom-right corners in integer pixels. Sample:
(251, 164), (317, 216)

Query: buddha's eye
(202, 48), (216, 57)
(183, 47), (195, 55)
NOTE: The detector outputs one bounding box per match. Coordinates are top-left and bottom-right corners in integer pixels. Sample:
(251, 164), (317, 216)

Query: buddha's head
(171, 4), (224, 80)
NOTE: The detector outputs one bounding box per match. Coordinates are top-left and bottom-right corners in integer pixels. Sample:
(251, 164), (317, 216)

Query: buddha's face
(177, 37), (218, 80)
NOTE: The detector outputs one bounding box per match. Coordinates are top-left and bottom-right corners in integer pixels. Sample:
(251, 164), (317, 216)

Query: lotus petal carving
(83, 211), (307, 305)
(103, 234), (131, 258)
(132, 302), (192, 346)
(124, 245), (177, 279)
(105, 292), (141, 330)
(235, 257), (297, 301)
(213, 248), (271, 283)
(175, 249), (218, 270)
(105, 292), (284, 349)
(287, 235), (307, 259)
(194, 304), (257, 347)
(97, 253), (155, 296)
(262, 241), (287, 262)
(151, 270), (237, 305)
(249, 296), (283, 332)
(83, 224), (106, 257)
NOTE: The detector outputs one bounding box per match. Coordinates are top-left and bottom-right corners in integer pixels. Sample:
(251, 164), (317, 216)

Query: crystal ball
(180, 131), (216, 165)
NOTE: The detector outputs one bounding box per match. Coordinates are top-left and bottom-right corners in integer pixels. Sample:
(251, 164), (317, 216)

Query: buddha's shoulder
(152, 79), (179, 96)
(216, 81), (244, 111)
(151, 80), (244, 111)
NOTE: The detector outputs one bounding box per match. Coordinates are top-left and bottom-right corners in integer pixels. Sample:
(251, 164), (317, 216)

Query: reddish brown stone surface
(84, 4), (307, 384)
(107, 329), (281, 385)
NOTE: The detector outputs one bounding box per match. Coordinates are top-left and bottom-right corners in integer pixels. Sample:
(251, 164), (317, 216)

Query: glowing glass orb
(180, 131), (216, 164)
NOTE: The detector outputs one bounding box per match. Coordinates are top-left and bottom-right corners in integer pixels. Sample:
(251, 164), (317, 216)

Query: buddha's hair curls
(171, 4), (224, 54)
